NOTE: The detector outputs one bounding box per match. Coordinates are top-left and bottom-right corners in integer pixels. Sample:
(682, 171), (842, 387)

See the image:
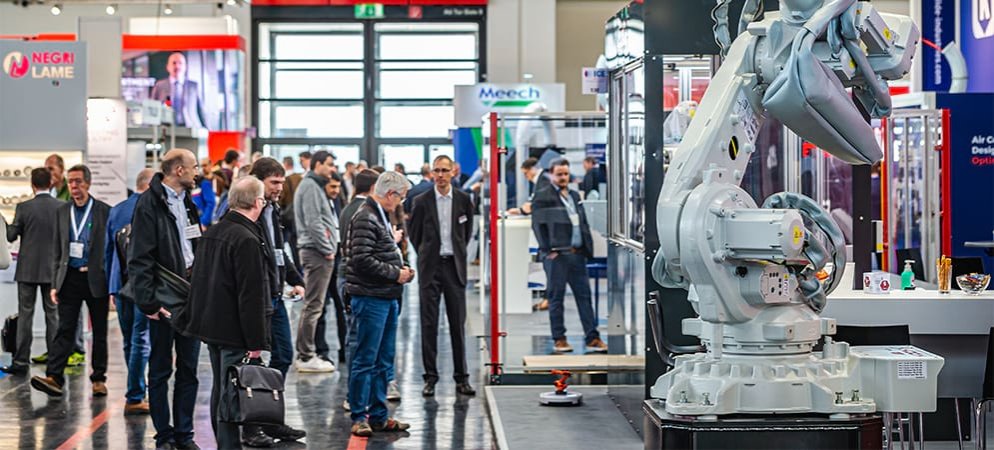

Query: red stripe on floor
(346, 435), (369, 450)
(55, 403), (115, 450)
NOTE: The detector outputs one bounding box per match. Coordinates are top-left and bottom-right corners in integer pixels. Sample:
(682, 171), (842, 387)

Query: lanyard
(375, 203), (399, 250)
(70, 198), (94, 241)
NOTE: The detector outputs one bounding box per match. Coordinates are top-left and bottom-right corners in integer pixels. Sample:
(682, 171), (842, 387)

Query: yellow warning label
(883, 28), (892, 40)
(792, 227), (803, 246)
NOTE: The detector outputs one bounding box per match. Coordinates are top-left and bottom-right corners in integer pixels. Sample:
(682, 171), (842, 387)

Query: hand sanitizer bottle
(901, 260), (916, 290)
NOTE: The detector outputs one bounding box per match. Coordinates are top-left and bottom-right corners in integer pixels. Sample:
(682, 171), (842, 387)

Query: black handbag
(2, 314), (16, 353)
(219, 359), (286, 426)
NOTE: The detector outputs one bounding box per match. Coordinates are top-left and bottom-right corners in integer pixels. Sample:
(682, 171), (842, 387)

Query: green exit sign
(354, 4), (384, 19)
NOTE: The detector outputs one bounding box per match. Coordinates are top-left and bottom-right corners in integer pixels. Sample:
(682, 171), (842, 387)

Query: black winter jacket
(343, 197), (405, 300)
(175, 211), (273, 350)
(127, 174), (201, 315)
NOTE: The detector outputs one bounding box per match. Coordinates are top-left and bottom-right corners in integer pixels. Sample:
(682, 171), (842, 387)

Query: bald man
(127, 149), (204, 449)
(150, 52), (206, 129)
(105, 168), (156, 415)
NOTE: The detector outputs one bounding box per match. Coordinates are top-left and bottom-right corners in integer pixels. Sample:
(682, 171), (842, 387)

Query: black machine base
(643, 399), (884, 450)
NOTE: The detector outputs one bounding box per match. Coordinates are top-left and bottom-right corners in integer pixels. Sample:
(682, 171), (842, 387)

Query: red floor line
(55, 401), (117, 450)
(346, 435), (369, 450)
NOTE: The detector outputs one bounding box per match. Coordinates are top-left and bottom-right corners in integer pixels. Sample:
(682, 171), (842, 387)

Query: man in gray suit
(150, 52), (206, 129)
(2, 169), (62, 375)
(30, 165), (112, 397)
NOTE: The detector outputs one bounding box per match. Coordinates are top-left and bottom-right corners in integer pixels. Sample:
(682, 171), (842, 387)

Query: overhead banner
(0, 40), (87, 150)
(453, 83), (565, 128)
(86, 98), (128, 205)
(962, 0), (994, 92)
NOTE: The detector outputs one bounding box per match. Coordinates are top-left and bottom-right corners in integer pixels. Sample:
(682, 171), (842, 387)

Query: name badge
(275, 249), (285, 267)
(569, 213), (580, 226)
(458, 215), (468, 224)
(69, 241), (84, 259)
(184, 225), (202, 240)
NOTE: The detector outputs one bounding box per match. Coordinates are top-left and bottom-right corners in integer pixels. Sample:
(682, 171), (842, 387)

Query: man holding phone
(342, 171), (414, 437)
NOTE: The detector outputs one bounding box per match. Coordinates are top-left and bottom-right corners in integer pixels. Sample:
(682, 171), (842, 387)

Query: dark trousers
(545, 252), (599, 343)
(208, 345), (245, 450)
(269, 297), (293, 377)
(420, 257), (468, 384)
(148, 319), (201, 447)
(316, 259), (347, 360)
(13, 282), (55, 369)
(46, 270), (108, 385)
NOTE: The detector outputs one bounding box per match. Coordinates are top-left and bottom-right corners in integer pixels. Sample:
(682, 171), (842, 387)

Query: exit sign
(354, 4), (384, 19)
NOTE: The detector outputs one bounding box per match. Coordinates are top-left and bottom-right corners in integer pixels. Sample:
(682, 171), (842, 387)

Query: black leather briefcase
(220, 360), (286, 426)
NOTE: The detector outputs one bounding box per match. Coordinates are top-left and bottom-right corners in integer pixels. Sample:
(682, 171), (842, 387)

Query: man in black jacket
(174, 176), (271, 450)
(249, 158), (307, 445)
(531, 158), (607, 354)
(30, 165), (112, 397)
(343, 171), (414, 437)
(580, 156), (606, 198)
(408, 155), (475, 397)
(128, 149), (203, 450)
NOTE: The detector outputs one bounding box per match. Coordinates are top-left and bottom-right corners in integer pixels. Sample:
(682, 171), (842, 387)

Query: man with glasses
(409, 155), (476, 397)
(29, 165), (112, 398)
(292, 150), (338, 373)
(343, 171), (414, 437)
(128, 149), (204, 450)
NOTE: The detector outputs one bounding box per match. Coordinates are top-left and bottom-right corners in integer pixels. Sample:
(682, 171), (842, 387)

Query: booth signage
(0, 41), (86, 151)
(923, 0), (994, 92)
(453, 83), (565, 127)
(581, 67), (609, 95)
(86, 98), (128, 205)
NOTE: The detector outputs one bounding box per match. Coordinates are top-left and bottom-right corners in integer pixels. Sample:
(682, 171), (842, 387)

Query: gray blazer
(52, 198), (111, 298)
(6, 193), (63, 284)
(151, 78), (207, 129)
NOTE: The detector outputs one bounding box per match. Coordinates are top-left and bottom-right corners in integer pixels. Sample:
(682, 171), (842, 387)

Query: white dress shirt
(435, 186), (454, 256)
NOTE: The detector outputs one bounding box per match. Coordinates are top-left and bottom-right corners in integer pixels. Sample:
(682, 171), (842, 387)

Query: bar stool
(975, 327), (994, 450)
(835, 325), (935, 450)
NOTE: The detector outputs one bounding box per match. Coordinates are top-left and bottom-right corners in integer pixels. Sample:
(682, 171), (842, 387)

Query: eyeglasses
(432, 168), (451, 173)
(390, 191), (407, 201)
(67, 178), (86, 185)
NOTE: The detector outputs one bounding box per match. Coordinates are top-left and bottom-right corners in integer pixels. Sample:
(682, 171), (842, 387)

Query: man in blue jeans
(106, 168), (155, 415)
(342, 171), (414, 437)
(249, 157), (308, 445)
(531, 158), (608, 354)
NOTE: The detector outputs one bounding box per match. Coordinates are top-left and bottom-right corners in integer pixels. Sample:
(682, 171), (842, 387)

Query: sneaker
(67, 352), (85, 367)
(371, 418), (410, 432)
(585, 337), (608, 353)
(30, 376), (64, 397)
(351, 421), (373, 437)
(295, 357), (336, 373)
(261, 424), (306, 441)
(124, 401), (150, 415)
(553, 338), (573, 353)
(386, 380), (401, 402)
(30, 353), (48, 364)
(241, 426), (275, 448)
(92, 381), (108, 397)
(342, 399), (351, 411)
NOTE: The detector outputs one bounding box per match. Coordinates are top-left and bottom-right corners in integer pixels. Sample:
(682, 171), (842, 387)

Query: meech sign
(0, 40), (87, 150)
(454, 83), (565, 128)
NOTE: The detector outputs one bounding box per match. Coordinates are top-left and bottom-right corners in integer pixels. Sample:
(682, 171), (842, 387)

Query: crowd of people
(0, 147), (607, 448)
(0, 148), (489, 449)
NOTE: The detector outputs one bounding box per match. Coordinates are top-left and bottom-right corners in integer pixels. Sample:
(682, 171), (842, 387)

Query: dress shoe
(553, 338), (573, 353)
(371, 418), (410, 432)
(262, 424), (306, 441)
(242, 426), (275, 448)
(175, 441), (201, 450)
(585, 337), (608, 353)
(351, 421), (373, 437)
(422, 382), (436, 397)
(92, 381), (108, 397)
(30, 376), (64, 397)
(124, 401), (150, 415)
(456, 382), (476, 396)
(1, 365), (28, 376)
(533, 299), (549, 311)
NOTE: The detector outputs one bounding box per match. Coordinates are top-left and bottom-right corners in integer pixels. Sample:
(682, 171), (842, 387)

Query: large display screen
(122, 49), (243, 130)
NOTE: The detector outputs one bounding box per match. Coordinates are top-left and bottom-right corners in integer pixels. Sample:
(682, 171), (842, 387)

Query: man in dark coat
(174, 176), (272, 450)
(408, 155), (475, 397)
(342, 171), (414, 438)
(29, 165), (112, 397)
(531, 158), (607, 354)
(127, 149), (203, 450)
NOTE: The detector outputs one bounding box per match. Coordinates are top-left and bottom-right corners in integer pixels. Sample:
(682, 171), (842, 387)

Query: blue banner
(962, 0), (994, 92)
(921, 0), (955, 92)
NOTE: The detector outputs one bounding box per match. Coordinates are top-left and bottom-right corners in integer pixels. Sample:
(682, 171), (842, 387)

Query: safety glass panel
(377, 104), (454, 138)
(262, 102), (364, 138)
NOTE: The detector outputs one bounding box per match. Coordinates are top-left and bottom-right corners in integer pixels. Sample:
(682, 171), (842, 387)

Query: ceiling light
(105, 4), (116, 15)
(522, 73), (534, 81)
(163, 3), (172, 14)
(50, 4), (61, 15)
